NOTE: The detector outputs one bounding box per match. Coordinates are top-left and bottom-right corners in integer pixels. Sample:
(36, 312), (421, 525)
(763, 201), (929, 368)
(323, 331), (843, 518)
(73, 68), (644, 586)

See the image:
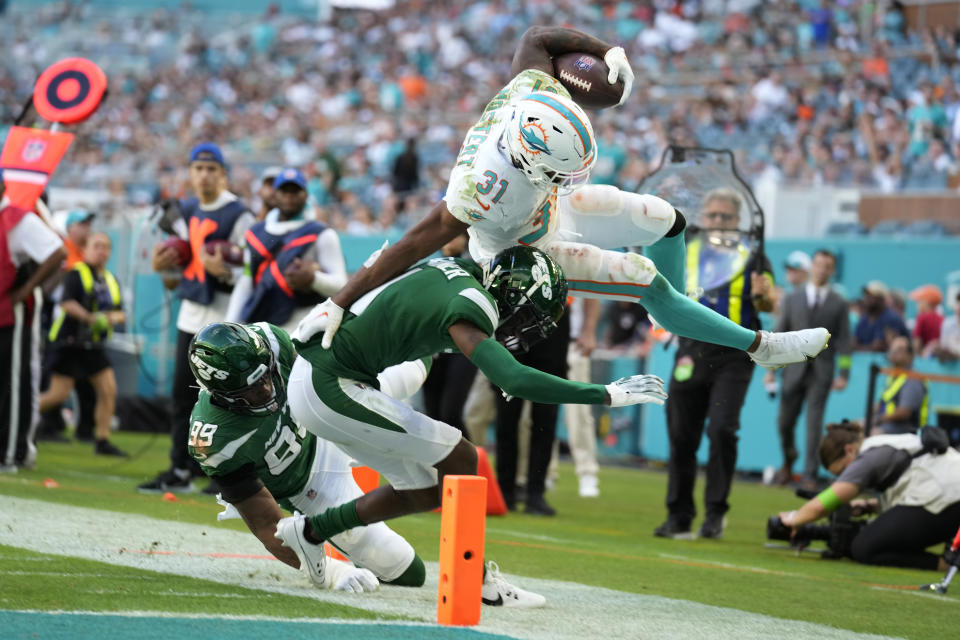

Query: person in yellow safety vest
(655, 187), (777, 541)
(39, 232), (127, 457)
(871, 336), (929, 436)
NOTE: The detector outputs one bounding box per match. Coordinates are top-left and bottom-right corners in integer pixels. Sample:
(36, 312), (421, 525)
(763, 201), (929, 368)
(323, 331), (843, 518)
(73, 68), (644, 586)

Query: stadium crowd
(2, 0), (960, 235)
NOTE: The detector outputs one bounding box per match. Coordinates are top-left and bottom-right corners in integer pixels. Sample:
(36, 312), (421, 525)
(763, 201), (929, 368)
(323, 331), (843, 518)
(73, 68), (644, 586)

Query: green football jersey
(296, 257), (499, 385)
(188, 322), (316, 500)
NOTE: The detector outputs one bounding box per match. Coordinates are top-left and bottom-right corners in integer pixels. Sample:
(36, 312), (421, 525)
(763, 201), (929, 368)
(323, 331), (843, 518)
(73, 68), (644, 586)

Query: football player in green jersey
(187, 321), (429, 592)
(281, 245), (667, 607)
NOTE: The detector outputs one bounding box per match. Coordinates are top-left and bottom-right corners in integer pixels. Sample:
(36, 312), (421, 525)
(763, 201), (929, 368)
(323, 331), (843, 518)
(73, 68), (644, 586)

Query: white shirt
(805, 282), (830, 310)
(941, 315), (960, 355)
(6, 209), (64, 266)
(176, 191), (255, 334)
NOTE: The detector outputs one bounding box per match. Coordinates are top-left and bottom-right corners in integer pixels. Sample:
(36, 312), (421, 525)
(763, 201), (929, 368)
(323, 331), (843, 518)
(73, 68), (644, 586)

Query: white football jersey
(443, 69), (571, 261)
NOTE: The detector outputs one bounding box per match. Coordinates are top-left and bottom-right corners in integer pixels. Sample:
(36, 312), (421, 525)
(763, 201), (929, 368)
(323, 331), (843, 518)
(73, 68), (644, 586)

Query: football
(204, 239), (244, 266)
(158, 236), (191, 267)
(552, 52), (625, 110)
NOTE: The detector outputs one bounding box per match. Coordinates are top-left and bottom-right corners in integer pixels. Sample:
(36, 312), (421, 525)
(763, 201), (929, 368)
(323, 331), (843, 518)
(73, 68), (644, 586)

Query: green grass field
(1, 431), (956, 639)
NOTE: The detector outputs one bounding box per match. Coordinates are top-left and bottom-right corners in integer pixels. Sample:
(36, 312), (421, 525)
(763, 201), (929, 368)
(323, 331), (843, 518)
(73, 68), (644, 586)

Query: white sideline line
(0, 496), (901, 640)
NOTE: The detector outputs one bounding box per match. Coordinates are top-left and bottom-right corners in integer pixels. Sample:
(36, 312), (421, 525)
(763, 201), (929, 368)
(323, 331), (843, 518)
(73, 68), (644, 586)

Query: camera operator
(778, 421), (960, 570)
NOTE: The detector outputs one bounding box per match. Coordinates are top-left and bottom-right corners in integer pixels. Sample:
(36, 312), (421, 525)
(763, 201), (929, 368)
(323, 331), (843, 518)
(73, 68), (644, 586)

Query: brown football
(552, 52), (625, 110)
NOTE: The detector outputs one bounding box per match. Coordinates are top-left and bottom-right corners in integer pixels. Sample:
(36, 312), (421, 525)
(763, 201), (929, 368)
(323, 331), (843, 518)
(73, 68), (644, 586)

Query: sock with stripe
(642, 274), (756, 350)
(305, 499), (364, 542)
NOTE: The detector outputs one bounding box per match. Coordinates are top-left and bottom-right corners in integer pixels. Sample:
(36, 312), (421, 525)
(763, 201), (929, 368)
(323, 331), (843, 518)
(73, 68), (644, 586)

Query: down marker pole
(437, 475), (487, 626)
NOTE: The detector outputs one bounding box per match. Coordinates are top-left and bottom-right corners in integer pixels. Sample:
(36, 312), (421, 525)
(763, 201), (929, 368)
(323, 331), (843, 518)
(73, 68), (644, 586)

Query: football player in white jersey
(298, 26), (829, 369)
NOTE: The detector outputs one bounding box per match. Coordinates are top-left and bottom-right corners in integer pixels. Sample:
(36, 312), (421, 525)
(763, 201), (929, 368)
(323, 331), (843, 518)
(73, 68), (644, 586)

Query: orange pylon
(437, 475), (487, 626)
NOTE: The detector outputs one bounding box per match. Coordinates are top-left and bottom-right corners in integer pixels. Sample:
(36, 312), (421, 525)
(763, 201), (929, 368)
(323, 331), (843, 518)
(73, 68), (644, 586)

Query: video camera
(766, 489), (870, 559)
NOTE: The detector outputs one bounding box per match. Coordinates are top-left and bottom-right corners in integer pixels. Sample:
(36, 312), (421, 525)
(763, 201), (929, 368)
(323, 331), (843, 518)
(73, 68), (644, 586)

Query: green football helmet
(483, 246), (568, 352)
(188, 322), (283, 416)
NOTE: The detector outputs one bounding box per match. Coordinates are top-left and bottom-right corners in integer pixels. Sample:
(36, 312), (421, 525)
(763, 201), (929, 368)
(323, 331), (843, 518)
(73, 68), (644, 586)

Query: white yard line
(0, 496), (898, 640)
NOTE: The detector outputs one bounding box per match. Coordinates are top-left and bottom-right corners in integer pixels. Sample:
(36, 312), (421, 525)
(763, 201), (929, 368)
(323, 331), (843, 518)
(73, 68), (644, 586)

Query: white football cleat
(578, 474), (599, 498)
(481, 561), (546, 608)
(748, 328), (830, 370)
(275, 513), (328, 588)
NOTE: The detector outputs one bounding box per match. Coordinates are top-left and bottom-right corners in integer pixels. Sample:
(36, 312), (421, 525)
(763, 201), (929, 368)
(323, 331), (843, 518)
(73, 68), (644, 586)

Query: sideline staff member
(656, 187), (775, 540)
(41, 233), (127, 457)
(139, 143), (255, 494)
(779, 421), (960, 571)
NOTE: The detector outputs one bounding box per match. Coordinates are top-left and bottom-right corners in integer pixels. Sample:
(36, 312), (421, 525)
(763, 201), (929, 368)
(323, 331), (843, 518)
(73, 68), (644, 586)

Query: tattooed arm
(510, 26), (616, 77)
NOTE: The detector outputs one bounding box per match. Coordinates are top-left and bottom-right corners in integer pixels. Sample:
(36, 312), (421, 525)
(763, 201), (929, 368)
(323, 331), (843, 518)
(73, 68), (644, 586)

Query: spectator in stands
(40, 233), (127, 457)
(853, 281), (908, 352)
(871, 337), (928, 436)
(138, 143), (255, 495)
(773, 249), (851, 489)
(392, 138), (420, 198)
(909, 284), (944, 357)
(256, 167), (281, 222)
(1, 184), (66, 472)
(226, 168), (347, 334)
(931, 291), (960, 363)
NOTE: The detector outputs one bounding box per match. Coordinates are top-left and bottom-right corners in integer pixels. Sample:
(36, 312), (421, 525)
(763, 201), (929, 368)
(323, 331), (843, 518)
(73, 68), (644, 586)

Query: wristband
(816, 487), (843, 513)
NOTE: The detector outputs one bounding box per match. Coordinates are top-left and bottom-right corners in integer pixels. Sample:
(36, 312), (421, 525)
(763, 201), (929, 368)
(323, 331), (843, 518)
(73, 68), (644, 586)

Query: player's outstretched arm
(449, 321), (666, 407)
(232, 486), (301, 569)
(332, 201), (468, 311)
(298, 201), (469, 346)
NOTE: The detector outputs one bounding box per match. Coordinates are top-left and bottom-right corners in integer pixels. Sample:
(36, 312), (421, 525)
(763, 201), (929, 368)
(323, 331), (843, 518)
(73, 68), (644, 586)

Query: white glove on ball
(603, 46), (634, 107)
(294, 298), (344, 348)
(605, 374), (667, 407)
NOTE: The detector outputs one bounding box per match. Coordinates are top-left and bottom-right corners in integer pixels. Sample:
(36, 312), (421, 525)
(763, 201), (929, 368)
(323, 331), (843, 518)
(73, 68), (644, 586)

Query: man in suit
(773, 249), (851, 488)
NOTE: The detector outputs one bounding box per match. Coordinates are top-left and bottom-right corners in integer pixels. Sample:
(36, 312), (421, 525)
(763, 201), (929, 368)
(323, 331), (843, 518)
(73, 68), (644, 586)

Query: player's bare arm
(331, 201), (468, 309)
(510, 26), (615, 76)
(447, 320), (491, 359)
(232, 485), (301, 569)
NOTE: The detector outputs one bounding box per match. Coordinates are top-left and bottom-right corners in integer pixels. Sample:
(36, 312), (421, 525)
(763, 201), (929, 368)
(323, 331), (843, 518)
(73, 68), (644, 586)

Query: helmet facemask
(483, 247), (567, 353)
(188, 322), (284, 417)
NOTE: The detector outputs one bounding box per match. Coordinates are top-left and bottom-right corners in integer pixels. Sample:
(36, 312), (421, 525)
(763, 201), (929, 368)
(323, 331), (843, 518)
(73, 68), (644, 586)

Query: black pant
(494, 313), (570, 502)
(39, 345), (96, 438)
(665, 340), (754, 521)
(851, 502), (960, 570)
(777, 370), (832, 481)
(170, 329), (201, 472)
(0, 315), (37, 466)
(421, 353), (478, 439)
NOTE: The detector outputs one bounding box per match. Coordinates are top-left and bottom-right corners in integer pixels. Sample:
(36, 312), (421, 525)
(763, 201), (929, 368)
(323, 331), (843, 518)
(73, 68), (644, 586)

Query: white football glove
(326, 558), (380, 593)
(294, 298), (344, 348)
(605, 374), (667, 408)
(603, 46), (634, 107)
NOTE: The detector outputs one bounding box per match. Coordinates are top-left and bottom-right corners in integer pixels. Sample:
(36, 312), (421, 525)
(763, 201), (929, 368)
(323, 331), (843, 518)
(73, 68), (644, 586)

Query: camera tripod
(920, 522), (960, 595)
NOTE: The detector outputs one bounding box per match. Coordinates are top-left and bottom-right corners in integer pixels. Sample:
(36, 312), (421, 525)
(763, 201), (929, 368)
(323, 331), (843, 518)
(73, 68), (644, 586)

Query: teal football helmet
(188, 322), (283, 416)
(483, 246), (568, 352)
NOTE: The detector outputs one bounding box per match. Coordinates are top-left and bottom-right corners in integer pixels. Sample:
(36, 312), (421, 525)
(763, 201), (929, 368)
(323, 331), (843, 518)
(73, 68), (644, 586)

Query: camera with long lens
(766, 489), (870, 559)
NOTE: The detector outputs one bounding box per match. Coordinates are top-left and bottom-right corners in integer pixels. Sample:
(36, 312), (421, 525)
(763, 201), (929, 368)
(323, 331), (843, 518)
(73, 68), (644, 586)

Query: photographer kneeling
(778, 421), (960, 570)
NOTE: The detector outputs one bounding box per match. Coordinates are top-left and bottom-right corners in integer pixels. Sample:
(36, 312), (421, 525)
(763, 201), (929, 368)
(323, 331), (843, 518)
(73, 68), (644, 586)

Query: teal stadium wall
(117, 235), (960, 471)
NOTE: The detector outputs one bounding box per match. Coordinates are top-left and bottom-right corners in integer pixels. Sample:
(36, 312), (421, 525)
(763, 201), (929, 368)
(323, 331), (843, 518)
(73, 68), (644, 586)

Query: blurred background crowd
(2, 0), (960, 235)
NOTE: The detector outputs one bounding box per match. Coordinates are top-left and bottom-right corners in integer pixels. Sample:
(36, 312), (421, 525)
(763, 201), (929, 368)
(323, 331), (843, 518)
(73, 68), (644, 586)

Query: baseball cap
(908, 284), (942, 306)
(863, 280), (888, 296)
(65, 209), (95, 228)
(189, 142), (225, 166)
(273, 167), (307, 190)
(260, 166), (283, 184)
(784, 250), (812, 271)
